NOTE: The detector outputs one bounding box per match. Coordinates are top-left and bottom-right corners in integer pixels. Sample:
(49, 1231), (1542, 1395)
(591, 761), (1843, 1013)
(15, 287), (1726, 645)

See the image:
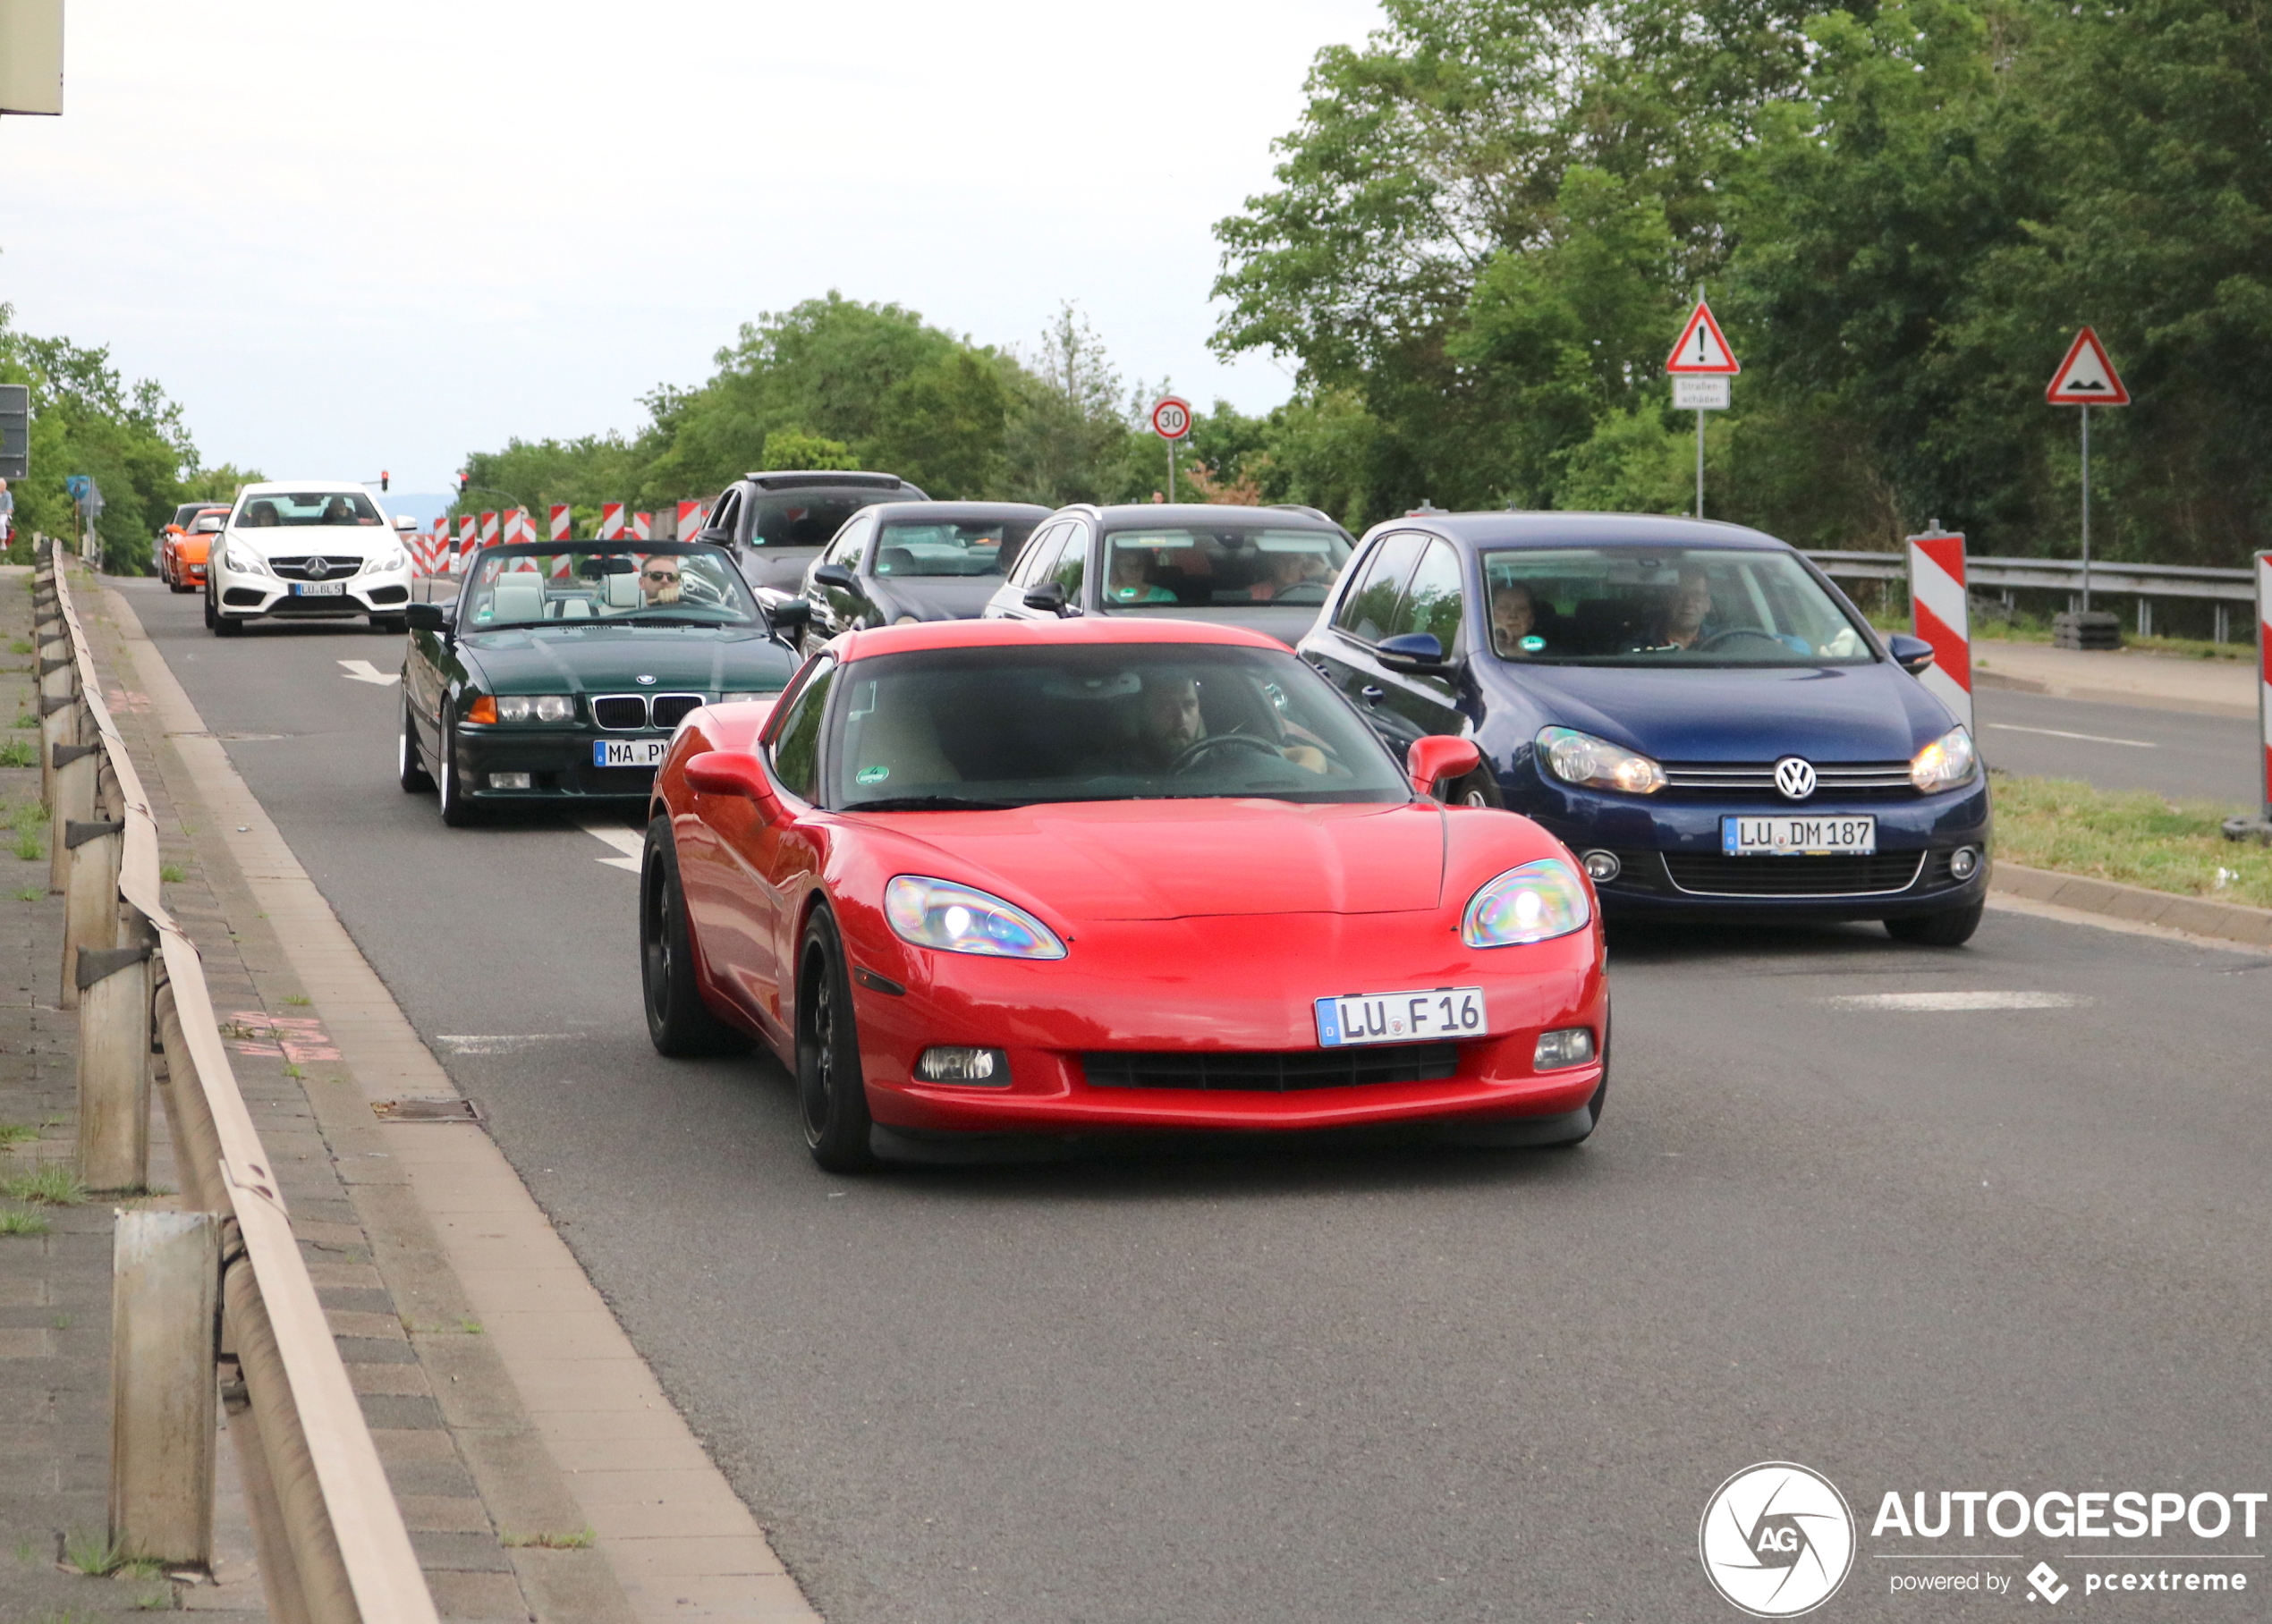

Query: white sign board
(1674, 376), (1731, 410)
(0, 0), (65, 115)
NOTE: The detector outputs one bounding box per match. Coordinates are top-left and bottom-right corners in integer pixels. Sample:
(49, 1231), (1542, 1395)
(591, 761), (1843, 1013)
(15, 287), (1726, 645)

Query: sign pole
(1695, 410), (1706, 519)
(2079, 405), (2091, 613)
(1149, 396), (1192, 502)
(1168, 436), (1176, 504)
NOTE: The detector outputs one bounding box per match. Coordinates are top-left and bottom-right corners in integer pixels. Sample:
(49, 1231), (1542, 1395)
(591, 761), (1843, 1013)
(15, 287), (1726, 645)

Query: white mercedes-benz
(205, 480), (415, 636)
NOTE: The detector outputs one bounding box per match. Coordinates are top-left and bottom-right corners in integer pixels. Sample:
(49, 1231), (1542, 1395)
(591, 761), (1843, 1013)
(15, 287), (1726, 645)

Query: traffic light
(380, 470), (390, 492)
(457, 470), (471, 495)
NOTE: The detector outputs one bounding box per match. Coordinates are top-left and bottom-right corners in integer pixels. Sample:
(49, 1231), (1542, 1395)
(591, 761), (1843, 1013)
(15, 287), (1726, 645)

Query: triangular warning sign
(1666, 301), (1740, 375)
(2046, 326), (2129, 405)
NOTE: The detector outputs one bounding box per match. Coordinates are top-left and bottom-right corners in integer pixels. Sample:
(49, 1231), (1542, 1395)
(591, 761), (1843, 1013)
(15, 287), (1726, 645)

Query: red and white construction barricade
(632, 512), (652, 542)
(547, 505), (574, 577)
(598, 503), (626, 541)
(479, 511), (499, 550)
(2257, 551), (2272, 824)
(677, 500), (705, 542)
(1906, 529), (1972, 733)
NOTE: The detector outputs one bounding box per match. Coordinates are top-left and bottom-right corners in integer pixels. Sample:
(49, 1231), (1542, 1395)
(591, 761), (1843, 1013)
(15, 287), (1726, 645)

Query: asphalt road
(121, 580), (2272, 1623)
(1975, 683), (2260, 805)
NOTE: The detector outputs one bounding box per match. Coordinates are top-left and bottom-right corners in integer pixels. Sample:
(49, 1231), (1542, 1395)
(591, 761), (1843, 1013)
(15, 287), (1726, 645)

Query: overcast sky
(0, 0), (1382, 504)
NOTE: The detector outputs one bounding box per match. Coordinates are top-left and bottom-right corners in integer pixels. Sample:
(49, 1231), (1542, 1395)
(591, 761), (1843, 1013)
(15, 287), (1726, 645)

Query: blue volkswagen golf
(1297, 512), (1990, 944)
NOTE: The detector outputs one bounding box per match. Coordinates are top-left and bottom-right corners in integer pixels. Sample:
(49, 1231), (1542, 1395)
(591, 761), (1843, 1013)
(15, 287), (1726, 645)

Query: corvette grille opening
(1081, 1043), (1460, 1091)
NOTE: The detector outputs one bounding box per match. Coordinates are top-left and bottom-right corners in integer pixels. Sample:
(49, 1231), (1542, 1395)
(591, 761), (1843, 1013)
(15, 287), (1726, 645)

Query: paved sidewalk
(1973, 638), (2257, 716)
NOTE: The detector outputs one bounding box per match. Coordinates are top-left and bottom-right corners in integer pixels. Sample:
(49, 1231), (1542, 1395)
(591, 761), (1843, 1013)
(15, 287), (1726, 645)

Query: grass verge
(1991, 772), (2272, 909)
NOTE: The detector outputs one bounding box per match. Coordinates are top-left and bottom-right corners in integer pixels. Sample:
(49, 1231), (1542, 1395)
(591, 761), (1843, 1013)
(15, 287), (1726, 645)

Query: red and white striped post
(1906, 528), (1972, 733)
(632, 512), (652, 542)
(598, 502), (625, 541)
(549, 504), (572, 545)
(547, 504), (574, 578)
(677, 500), (703, 542)
(2257, 551), (2271, 824)
(479, 511), (499, 549)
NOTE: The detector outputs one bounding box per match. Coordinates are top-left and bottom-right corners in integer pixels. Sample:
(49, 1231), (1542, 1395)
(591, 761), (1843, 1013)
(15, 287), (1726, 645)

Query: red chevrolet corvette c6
(641, 617), (1608, 1170)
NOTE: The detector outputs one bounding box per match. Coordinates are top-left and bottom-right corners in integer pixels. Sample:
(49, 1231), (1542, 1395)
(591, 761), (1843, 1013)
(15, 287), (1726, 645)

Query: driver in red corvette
(1131, 672), (1328, 774)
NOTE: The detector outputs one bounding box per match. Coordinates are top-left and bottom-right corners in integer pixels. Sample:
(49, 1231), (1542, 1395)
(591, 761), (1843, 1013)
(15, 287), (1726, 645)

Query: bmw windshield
(827, 645), (1407, 809)
(459, 546), (759, 629)
(1478, 546), (1874, 666)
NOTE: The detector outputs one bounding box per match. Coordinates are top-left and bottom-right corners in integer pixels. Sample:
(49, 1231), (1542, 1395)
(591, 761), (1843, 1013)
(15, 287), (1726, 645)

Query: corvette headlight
(1462, 859), (1592, 948)
(1910, 725), (1978, 791)
(222, 542), (267, 577)
(1536, 726), (1665, 794)
(495, 694), (573, 723)
(885, 875), (1065, 960)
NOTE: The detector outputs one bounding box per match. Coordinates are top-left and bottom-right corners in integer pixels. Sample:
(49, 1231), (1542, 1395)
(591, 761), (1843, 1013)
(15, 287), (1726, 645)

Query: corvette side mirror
(1886, 632), (1936, 674)
(1407, 735), (1483, 799)
(1377, 631), (1452, 674)
(685, 749), (778, 811)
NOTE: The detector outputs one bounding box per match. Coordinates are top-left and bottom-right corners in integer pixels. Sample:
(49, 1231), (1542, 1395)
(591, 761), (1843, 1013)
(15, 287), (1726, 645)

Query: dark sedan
(980, 503), (1355, 647)
(696, 469), (928, 593)
(1298, 512), (1991, 944)
(799, 501), (1050, 651)
(399, 542), (800, 825)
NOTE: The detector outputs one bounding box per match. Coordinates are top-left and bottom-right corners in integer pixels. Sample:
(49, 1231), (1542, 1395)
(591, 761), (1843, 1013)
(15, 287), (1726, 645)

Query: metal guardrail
(39, 543), (439, 1624)
(1808, 549), (2256, 602)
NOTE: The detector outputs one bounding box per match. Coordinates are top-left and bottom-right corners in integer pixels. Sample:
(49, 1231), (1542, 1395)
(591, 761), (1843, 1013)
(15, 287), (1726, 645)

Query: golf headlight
(223, 542), (266, 576)
(1462, 859), (1592, 948)
(1910, 726), (1978, 791)
(1536, 726), (1665, 795)
(885, 875), (1065, 960)
(495, 694), (573, 723)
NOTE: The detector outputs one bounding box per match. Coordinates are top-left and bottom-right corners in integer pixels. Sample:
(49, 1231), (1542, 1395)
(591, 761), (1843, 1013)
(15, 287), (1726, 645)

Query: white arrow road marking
(1986, 722), (2156, 749)
(578, 820), (645, 872)
(338, 659), (400, 686)
(1823, 991), (2092, 1012)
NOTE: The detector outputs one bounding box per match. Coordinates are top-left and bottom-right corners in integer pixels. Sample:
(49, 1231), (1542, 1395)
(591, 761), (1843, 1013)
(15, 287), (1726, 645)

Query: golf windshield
(827, 645), (1407, 809)
(458, 546), (759, 628)
(1478, 546), (1873, 665)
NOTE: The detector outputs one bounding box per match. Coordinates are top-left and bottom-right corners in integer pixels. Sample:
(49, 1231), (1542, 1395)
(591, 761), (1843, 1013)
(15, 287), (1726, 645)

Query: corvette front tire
(795, 908), (875, 1172)
(640, 818), (749, 1058)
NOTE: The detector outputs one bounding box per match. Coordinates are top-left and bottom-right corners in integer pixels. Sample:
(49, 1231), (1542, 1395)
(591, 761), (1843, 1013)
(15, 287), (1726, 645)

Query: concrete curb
(1990, 861), (2272, 949)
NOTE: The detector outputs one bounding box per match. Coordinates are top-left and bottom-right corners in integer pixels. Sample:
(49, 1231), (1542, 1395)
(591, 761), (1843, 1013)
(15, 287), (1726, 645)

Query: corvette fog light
(1533, 1028), (1595, 1071)
(914, 1046), (1009, 1087)
(1949, 845), (1980, 881)
(487, 772), (531, 790)
(1581, 850), (1621, 884)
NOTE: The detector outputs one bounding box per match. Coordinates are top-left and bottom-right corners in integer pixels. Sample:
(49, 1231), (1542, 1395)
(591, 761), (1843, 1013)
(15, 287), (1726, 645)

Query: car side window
(1012, 522), (1067, 588)
(708, 490), (742, 540)
(1332, 532), (1426, 643)
(821, 514), (869, 570)
(767, 661), (835, 802)
(1049, 523), (1088, 600)
(1396, 538), (1466, 651)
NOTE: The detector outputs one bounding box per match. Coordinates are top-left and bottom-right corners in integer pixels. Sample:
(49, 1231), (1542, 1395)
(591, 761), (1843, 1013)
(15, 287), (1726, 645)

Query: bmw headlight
(1462, 859), (1592, 948)
(222, 542), (267, 577)
(1910, 725), (1978, 791)
(1536, 726), (1666, 795)
(885, 875), (1065, 960)
(495, 694), (574, 723)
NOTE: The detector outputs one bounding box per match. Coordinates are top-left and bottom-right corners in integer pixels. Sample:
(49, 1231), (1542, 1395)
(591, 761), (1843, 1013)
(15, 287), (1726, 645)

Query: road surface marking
(577, 820), (644, 872)
(1986, 722), (2154, 749)
(1824, 991), (2092, 1011)
(434, 1034), (581, 1054)
(337, 658), (400, 686)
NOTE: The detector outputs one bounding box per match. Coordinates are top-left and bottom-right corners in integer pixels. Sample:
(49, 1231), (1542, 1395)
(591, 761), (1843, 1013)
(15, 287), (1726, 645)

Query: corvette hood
(461, 625), (793, 694)
(854, 799), (1447, 922)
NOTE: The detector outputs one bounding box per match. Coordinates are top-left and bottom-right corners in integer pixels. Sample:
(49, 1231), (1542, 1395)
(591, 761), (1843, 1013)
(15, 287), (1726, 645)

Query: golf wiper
(846, 795), (1021, 812)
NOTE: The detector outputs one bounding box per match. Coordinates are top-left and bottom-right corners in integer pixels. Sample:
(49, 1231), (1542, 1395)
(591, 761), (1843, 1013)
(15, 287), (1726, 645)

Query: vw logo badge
(1774, 757), (1818, 801)
(634, 674), (657, 686)
(303, 556), (330, 579)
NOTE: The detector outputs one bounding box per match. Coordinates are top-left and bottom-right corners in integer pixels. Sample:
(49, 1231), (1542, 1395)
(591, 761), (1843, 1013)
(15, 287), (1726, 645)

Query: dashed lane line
(1823, 991), (2094, 1012)
(1986, 722), (2156, 749)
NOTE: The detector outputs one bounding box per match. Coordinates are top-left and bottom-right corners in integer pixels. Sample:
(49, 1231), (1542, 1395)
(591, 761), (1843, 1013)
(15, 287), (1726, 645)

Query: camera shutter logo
(1774, 757), (1818, 801)
(1699, 1462), (1855, 1617)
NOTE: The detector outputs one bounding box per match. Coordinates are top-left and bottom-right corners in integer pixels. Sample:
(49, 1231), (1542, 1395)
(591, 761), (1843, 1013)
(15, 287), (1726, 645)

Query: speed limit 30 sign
(1150, 396), (1192, 440)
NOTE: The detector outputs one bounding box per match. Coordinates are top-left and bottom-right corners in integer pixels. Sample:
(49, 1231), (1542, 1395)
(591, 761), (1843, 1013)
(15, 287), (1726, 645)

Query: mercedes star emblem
(303, 556), (330, 579)
(1774, 757), (1818, 801)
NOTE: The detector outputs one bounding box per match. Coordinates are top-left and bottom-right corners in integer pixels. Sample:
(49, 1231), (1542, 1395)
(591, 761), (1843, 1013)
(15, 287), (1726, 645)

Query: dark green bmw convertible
(399, 541), (804, 825)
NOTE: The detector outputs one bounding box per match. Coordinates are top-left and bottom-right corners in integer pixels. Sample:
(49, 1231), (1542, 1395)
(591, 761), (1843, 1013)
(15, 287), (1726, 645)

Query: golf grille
(1661, 851), (1927, 897)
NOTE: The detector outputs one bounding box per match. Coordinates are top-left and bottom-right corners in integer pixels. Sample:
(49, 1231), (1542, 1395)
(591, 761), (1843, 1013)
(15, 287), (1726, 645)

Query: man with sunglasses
(640, 556), (684, 606)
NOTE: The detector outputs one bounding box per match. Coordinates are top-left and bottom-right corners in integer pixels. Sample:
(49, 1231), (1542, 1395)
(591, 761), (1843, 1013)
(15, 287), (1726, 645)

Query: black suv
(698, 469), (928, 592)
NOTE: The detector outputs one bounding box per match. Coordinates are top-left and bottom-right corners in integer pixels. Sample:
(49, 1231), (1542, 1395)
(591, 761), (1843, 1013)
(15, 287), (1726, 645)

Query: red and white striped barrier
(1906, 529), (1972, 733)
(2256, 551), (2271, 822)
(549, 504), (572, 545)
(479, 511), (499, 549)
(632, 512), (652, 542)
(598, 503), (625, 541)
(677, 500), (704, 543)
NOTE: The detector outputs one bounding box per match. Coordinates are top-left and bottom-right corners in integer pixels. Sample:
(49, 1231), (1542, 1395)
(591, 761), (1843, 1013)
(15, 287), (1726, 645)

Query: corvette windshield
(829, 645), (1407, 809)
(1479, 546), (1873, 666)
(234, 490), (382, 528)
(459, 547), (759, 628)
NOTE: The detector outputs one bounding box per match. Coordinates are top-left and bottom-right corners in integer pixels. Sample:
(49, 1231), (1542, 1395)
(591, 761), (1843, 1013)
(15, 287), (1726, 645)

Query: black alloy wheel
(640, 818), (749, 1057)
(794, 908), (875, 1172)
(1884, 901), (1984, 948)
(398, 696), (433, 793)
(202, 586), (216, 629)
(437, 718), (478, 826)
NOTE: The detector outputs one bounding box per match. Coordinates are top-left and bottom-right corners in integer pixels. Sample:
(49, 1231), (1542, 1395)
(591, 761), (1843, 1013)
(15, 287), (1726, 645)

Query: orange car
(160, 503), (226, 593)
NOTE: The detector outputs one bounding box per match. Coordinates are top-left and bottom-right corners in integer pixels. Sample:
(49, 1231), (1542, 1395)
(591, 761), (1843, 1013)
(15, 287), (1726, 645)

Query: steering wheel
(1697, 627), (1785, 652)
(1169, 732), (1284, 774)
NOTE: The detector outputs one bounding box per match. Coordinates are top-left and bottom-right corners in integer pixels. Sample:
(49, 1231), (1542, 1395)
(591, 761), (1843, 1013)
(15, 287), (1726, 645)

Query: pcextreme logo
(1700, 1462), (1857, 1617)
